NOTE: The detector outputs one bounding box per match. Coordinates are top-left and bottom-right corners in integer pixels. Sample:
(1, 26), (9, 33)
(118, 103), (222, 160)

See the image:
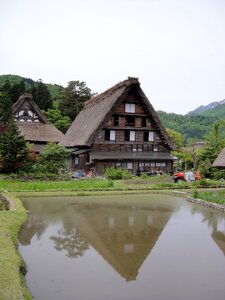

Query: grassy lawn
(0, 195), (31, 300)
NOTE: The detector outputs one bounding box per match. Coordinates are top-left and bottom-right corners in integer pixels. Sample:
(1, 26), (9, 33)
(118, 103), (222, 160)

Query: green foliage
(196, 120), (225, 177)
(0, 120), (28, 173)
(30, 79), (52, 110)
(0, 195), (32, 300)
(0, 92), (13, 122)
(36, 142), (68, 174)
(57, 80), (92, 120)
(0, 74), (60, 98)
(158, 110), (217, 144)
(166, 128), (184, 150)
(195, 190), (225, 205)
(43, 105), (71, 133)
(192, 188), (198, 198)
(104, 167), (133, 180)
(172, 150), (193, 170)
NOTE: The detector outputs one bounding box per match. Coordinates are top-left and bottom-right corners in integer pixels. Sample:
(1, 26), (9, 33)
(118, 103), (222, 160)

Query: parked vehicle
(173, 171), (201, 183)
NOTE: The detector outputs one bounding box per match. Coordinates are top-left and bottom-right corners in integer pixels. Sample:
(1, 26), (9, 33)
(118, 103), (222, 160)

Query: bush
(104, 167), (133, 180)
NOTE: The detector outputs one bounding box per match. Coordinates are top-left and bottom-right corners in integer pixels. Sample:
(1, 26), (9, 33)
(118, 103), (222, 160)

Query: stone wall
(186, 196), (225, 212)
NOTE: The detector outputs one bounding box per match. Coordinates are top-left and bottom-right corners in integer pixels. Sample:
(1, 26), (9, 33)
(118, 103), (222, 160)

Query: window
(125, 115), (135, 126)
(144, 131), (154, 142)
(114, 115), (119, 126)
(127, 162), (133, 169)
(142, 117), (147, 127)
(156, 162), (166, 167)
(74, 156), (79, 165)
(125, 131), (135, 141)
(148, 131), (154, 141)
(125, 103), (135, 113)
(130, 131), (135, 141)
(105, 129), (115, 141)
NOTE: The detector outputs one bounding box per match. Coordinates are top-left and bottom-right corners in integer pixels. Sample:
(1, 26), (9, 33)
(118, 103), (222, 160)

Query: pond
(19, 193), (225, 300)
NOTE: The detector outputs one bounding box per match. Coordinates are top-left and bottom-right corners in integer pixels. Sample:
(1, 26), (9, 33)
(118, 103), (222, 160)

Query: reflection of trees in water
(191, 206), (225, 255)
(50, 227), (89, 257)
(19, 213), (48, 245)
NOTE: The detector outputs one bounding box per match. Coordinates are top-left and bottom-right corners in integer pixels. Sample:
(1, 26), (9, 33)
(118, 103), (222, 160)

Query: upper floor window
(125, 115), (135, 126)
(144, 131), (154, 142)
(113, 115), (119, 126)
(125, 103), (135, 113)
(105, 129), (116, 141)
(125, 130), (135, 141)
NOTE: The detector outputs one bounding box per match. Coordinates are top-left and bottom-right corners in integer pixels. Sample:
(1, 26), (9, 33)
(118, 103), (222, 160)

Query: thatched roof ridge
(212, 148), (225, 168)
(61, 77), (175, 149)
(17, 123), (64, 142)
(12, 93), (50, 124)
(84, 77), (139, 108)
(13, 93), (64, 143)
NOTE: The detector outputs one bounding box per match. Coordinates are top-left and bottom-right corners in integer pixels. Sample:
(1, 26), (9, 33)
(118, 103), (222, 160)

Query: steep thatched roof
(212, 148), (225, 168)
(12, 93), (64, 143)
(61, 77), (175, 150)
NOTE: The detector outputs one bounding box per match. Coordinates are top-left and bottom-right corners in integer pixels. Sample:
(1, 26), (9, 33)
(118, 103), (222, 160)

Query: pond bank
(1, 188), (225, 300)
(0, 193), (31, 300)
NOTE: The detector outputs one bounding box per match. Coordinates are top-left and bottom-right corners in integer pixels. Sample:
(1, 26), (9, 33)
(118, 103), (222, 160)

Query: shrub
(104, 167), (133, 180)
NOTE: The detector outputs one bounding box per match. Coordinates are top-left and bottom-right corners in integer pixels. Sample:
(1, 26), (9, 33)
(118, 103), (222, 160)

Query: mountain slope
(187, 99), (225, 116)
(0, 74), (62, 98)
(158, 110), (217, 143)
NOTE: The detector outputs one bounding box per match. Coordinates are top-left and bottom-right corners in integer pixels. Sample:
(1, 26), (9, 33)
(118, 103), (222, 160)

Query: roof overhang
(90, 151), (176, 161)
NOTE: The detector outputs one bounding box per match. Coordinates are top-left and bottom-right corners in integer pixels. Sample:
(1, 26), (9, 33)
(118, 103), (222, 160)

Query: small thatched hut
(212, 148), (225, 169)
(13, 93), (64, 153)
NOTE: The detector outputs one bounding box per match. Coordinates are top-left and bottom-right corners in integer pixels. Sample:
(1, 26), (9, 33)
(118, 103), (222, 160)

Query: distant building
(61, 77), (175, 176)
(212, 148), (225, 169)
(12, 93), (64, 153)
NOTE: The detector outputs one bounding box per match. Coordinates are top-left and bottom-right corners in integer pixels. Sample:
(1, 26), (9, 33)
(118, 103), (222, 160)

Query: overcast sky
(1, 0), (225, 115)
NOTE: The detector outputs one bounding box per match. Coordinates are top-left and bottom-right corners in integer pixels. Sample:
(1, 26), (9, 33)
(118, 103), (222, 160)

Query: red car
(173, 171), (201, 183)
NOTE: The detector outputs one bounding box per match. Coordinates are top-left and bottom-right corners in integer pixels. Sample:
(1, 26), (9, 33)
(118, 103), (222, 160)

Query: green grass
(0, 195), (31, 300)
(1, 176), (225, 193)
(194, 190), (225, 205)
(0, 178), (115, 192)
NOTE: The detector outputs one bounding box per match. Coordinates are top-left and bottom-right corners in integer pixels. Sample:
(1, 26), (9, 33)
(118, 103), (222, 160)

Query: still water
(19, 194), (225, 300)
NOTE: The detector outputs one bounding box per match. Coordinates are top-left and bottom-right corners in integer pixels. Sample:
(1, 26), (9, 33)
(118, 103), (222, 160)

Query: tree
(43, 102), (71, 133)
(0, 92), (13, 123)
(196, 120), (225, 177)
(10, 80), (26, 103)
(31, 80), (52, 110)
(0, 92), (29, 173)
(37, 142), (67, 174)
(0, 120), (28, 173)
(58, 81), (92, 120)
(166, 128), (184, 150)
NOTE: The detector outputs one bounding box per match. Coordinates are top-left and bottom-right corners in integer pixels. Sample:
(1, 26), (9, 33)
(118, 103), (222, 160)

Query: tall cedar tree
(0, 92), (28, 173)
(0, 79), (26, 103)
(31, 80), (52, 110)
(58, 81), (92, 120)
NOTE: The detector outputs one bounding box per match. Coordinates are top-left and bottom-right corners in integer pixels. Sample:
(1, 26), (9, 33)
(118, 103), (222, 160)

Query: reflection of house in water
(19, 198), (175, 281)
(65, 203), (173, 281)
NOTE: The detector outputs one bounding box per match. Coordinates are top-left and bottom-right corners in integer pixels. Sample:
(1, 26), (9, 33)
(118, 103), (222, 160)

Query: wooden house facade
(61, 77), (175, 176)
(12, 93), (64, 153)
